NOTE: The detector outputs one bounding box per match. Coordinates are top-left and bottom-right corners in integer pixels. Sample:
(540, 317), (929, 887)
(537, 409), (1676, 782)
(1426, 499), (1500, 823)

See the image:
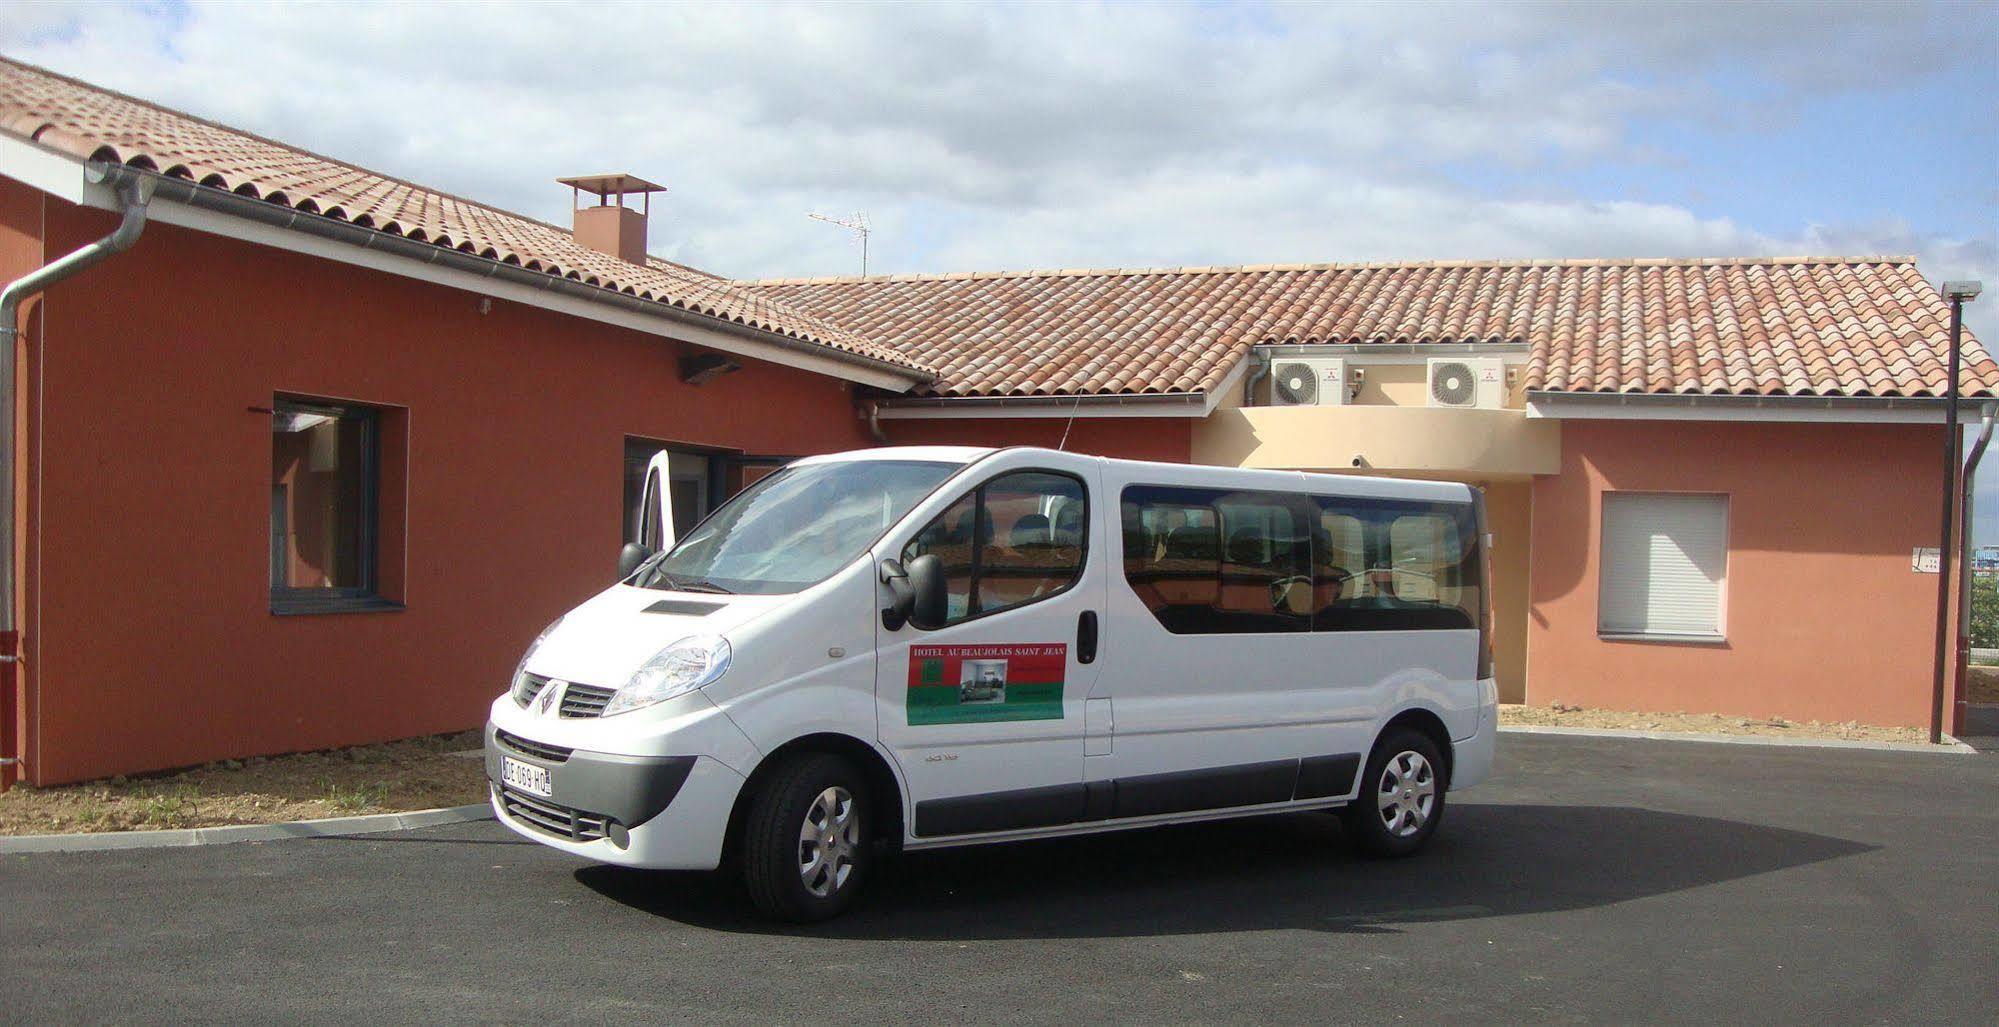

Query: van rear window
(1121, 485), (1480, 635)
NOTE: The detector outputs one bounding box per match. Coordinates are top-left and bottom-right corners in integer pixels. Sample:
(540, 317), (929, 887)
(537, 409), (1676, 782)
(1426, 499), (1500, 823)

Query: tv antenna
(808, 210), (871, 276)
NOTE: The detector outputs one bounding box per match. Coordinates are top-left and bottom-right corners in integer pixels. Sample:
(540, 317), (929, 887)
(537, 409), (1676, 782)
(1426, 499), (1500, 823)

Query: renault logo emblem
(535, 679), (567, 717)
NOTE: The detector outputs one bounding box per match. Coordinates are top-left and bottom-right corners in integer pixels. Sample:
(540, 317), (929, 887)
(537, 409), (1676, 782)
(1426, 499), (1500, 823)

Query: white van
(487, 446), (1497, 921)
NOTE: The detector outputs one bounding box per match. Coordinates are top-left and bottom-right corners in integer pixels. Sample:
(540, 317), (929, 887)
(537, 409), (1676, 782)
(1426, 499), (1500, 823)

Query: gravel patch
(1500, 704), (1924, 744)
(0, 730), (486, 835)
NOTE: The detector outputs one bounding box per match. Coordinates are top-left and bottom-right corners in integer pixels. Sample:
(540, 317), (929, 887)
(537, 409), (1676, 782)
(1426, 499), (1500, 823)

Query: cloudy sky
(4, 1), (1997, 523)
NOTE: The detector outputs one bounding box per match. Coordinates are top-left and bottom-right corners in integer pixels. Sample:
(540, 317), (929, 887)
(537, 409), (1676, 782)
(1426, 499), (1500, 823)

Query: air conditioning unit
(1426, 357), (1506, 409)
(1268, 357), (1347, 406)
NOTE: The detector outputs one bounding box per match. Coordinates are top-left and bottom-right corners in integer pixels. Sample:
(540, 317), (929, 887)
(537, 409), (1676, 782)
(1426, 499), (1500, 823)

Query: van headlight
(508, 615), (565, 701)
(604, 634), (732, 716)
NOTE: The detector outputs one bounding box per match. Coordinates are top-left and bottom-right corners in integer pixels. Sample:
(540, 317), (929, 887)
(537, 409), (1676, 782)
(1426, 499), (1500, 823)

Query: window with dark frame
(269, 397), (386, 613)
(622, 439), (720, 547)
(901, 470), (1088, 628)
(1121, 484), (1481, 635)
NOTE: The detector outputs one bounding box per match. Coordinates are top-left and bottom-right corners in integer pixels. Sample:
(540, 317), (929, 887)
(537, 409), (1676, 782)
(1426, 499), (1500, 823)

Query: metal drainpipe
(0, 171), (151, 780)
(1955, 402), (1997, 728)
(1242, 349), (1271, 406)
(862, 398), (888, 444)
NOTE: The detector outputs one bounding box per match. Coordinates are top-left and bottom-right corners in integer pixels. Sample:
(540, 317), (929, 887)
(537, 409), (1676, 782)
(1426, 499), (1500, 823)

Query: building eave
(0, 138), (931, 392)
(1526, 390), (1998, 424)
(877, 356), (1249, 420)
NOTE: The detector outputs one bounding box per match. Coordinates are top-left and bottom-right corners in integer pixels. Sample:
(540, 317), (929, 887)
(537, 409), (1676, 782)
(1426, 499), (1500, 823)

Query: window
(1599, 492), (1727, 640)
(622, 440), (715, 546)
(1122, 485), (1311, 634)
(1122, 484), (1481, 635)
(1315, 500), (1481, 631)
(270, 398), (386, 612)
(636, 459), (959, 596)
(901, 470), (1087, 626)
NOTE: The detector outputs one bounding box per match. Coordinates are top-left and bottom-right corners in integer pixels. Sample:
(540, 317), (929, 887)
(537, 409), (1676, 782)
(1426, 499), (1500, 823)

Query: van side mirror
(879, 558), (912, 630)
(879, 554), (948, 630)
(905, 554), (948, 630)
(618, 542), (654, 581)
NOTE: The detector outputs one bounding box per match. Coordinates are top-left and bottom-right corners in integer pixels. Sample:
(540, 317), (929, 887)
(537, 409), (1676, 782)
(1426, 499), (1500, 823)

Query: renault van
(486, 446), (1497, 921)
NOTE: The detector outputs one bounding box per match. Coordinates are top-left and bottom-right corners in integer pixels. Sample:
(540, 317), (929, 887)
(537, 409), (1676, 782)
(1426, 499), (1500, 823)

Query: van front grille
(497, 785), (611, 843)
(559, 683), (615, 718)
(512, 674), (616, 719)
(494, 730), (572, 764)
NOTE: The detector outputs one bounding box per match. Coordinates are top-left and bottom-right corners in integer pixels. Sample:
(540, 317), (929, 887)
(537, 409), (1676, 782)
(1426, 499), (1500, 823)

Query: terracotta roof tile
(748, 258), (1995, 399)
(0, 57), (925, 376)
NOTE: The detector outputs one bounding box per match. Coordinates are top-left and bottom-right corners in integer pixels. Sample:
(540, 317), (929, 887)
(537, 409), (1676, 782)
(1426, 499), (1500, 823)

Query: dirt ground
(0, 731), (486, 836)
(1500, 704), (1928, 744)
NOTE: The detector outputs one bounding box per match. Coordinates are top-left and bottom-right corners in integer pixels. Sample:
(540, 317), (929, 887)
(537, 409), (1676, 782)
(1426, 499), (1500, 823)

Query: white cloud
(4, 0), (1996, 530)
(0, 3), (1988, 326)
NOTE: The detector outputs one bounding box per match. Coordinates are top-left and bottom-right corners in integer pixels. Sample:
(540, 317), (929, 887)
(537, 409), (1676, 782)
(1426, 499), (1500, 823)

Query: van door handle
(1077, 610), (1099, 665)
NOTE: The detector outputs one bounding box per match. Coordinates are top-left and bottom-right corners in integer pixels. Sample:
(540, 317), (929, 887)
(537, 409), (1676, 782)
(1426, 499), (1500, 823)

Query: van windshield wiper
(674, 579), (735, 595)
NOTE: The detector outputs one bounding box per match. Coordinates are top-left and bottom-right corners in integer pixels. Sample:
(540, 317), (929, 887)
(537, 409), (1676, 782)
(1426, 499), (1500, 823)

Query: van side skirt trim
(1295, 753), (1363, 800)
(1111, 759), (1298, 819)
(911, 752), (1362, 838)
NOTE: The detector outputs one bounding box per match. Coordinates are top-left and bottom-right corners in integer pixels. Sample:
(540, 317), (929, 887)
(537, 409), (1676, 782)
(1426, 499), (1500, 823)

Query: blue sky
(3, 0), (1996, 525)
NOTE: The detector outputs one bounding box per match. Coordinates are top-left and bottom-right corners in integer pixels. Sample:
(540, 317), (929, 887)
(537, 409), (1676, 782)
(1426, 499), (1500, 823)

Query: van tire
(1340, 728), (1446, 858)
(741, 753), (872, 922)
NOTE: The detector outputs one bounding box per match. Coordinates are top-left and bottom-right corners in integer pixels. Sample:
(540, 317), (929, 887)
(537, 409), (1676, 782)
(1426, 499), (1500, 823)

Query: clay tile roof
(0, 57), (927, 377)
(746, 258), (1996, 400)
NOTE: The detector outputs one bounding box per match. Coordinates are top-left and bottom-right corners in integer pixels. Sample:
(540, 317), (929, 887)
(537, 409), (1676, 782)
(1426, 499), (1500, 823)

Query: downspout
(0, 170), (152, 782)
(1242, 349), (1271, 406)
(1954, 401), (1997, 732)
(861, 398), (888, 444)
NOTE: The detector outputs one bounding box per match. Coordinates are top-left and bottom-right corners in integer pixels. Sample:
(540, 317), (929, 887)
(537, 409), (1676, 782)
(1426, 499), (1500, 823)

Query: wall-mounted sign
(1912, 547), (1941, 574)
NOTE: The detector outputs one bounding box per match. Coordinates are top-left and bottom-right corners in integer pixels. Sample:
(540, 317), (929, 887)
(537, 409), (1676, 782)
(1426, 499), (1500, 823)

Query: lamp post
(1932, 280), (1982, 744)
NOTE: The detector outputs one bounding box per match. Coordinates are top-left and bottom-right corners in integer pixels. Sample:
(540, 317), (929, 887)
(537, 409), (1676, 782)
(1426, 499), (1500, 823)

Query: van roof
(792, 446), (995, 466)
(1098, 454), (1476, 503)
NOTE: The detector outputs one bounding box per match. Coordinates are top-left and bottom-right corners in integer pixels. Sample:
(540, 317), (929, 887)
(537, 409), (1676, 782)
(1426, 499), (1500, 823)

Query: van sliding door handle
(1076, 610), (1099, 665)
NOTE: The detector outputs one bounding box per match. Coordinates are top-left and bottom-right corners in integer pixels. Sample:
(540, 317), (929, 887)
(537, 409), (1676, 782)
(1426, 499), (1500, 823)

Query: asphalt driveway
(3, 734), (1995, 1023)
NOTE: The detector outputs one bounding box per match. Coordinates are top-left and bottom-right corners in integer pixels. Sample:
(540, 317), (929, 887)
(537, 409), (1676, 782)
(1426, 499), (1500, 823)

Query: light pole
(1932, 280), (1982, 744)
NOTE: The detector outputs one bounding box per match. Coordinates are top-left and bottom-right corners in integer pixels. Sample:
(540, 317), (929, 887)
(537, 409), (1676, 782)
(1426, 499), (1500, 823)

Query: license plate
(500, 756), (552, 798)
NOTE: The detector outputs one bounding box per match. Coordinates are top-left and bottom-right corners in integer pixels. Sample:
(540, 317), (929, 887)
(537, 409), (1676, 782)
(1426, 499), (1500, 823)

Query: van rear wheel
(741, 753), (872, 922)
(1340, 728), (1446, 858)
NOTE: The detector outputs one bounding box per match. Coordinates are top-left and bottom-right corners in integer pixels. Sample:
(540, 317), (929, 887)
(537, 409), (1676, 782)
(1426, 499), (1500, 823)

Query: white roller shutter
(1598, 493), (1728, 637)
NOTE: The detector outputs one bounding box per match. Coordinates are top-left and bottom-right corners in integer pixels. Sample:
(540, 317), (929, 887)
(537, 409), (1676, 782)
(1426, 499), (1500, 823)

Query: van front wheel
(741, 753), (872, 922)
(1340, 729), (1446, 858)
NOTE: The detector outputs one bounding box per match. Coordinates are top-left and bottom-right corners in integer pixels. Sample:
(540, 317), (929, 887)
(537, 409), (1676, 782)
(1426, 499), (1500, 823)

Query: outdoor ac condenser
(1268, 357), (1348, 406)
(1426, 357), (1507, 409)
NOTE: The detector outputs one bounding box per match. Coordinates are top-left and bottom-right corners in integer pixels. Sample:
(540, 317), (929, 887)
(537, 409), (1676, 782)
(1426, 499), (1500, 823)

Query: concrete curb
(0, 802), (494, 855)
(1499, 724), (1977, 755)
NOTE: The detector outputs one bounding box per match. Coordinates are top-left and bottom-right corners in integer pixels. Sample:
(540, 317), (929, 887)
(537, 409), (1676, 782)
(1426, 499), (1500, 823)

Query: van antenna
(1056, 394), (1083, 451)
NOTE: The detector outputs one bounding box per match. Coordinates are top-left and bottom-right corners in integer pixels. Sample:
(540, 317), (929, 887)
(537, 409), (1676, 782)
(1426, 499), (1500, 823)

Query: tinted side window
(904, 470), (1087, 627)
(1314, 498), (1480, 632)
(1123, 484), (1481, 635)
(1121, 485), (1309, 634)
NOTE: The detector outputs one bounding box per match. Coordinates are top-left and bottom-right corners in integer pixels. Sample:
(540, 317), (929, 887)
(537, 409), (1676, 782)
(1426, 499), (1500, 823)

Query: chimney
(558, 173), (667, 265)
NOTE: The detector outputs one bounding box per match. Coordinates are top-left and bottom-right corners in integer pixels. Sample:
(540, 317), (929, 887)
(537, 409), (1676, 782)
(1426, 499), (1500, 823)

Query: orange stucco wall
(1527, 418), (1948, 728)
(0, 174), (44, 789)
(17, 189), (881, 784)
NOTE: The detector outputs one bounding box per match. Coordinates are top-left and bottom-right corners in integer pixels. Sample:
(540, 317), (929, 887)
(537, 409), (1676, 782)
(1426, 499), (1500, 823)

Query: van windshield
(635, 459), (961, 595)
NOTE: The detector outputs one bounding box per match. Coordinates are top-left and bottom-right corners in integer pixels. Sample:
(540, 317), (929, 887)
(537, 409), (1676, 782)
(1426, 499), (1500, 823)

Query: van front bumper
(485, 721), (744, 869)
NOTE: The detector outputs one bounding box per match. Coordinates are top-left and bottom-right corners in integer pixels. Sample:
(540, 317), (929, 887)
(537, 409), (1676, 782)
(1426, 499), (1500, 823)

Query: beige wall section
(1193, 405), (1560, 479)
(1263, 356), (1530, 409)
(1351, 363), (1428, 406)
